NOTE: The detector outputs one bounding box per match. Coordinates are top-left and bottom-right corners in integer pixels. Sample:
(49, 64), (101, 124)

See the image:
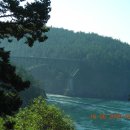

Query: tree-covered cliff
(1, 27), (130, 100)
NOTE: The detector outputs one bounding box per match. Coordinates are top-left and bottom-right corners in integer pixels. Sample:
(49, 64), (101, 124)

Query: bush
(0, 118), (4, 130)
(1, 97), (75, 130)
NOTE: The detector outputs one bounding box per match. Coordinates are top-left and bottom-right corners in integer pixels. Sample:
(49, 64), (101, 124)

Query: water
(47, 94), (130, 130)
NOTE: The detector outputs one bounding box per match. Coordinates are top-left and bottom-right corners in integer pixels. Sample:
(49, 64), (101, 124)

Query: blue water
(47, 94), (130, 130)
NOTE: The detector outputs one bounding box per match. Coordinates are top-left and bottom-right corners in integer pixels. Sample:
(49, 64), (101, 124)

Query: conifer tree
(0, 0), (51, 116)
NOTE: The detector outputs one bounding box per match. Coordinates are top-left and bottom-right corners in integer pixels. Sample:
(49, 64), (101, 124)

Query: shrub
(0, 118), (4, 130)
(3, 97), (75, 130)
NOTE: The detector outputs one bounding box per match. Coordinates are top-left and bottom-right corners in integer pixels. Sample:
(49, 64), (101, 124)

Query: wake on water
(47, 94), (130, 130)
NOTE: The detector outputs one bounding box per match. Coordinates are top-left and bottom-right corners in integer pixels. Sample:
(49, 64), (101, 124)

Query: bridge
(10, 56), (82, 95)
(10, 56), (82, 69)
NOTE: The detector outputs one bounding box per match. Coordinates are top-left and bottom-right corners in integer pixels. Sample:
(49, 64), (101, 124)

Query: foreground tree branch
(0, 0), (51, 116)
(0, 0), (51, 46)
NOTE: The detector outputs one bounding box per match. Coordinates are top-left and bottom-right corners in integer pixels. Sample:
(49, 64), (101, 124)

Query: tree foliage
(0, 0), (51, 46)
(0, 47), (30, 116)
(0, 97), (75, 130)
(0, 0), (51, 116)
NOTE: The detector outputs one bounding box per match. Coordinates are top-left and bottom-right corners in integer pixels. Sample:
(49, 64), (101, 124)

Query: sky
(46, 0), (130, 44)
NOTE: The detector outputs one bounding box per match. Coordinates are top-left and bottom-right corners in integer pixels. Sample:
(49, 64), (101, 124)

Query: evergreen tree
(0, 0), (51, 116)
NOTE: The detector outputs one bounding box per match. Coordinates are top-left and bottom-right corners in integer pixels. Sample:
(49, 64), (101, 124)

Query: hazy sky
(47, 0), (130, 44)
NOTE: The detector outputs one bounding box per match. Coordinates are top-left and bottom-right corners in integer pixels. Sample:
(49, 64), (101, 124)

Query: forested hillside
(1, 27), (130, 100)
(1, 27), (130, 63)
